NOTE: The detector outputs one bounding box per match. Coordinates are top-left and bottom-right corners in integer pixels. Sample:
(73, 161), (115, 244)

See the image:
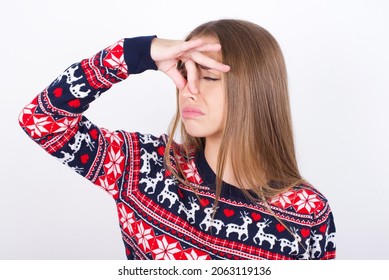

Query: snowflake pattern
(52, 117), (79, 133)
(270, 190), (295, 208)
(152, 236), (182, 260)
(135, 221), (154, 253)
(101, 128), (123, 146)
(183, 249), (211, 260)
(25, 115), (53, 138)
(104, 146), (125, 179)
(18, 102), (37, 125)
(292, 189), (321, 214)
(97, 176), (119, 197)
(103, 40), (128, 78)
(182, 159), (203, 184)
(118, 204), (136, 234)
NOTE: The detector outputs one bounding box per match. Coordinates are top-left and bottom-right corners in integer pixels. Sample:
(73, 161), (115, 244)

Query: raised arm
(18, 36), (158, 196)
(19, 36), (230, 198)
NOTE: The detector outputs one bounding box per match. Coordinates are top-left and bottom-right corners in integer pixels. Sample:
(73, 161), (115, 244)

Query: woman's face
(178, 36), (226, 142)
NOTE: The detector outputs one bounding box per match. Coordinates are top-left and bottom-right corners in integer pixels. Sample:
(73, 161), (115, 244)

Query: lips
(181, 106), (205, 119)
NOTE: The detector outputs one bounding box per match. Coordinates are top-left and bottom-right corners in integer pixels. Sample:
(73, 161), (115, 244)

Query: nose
(180, 81), (198, 100)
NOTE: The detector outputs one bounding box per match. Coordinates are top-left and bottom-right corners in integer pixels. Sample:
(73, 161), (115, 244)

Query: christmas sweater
(19, 36), (336, 260)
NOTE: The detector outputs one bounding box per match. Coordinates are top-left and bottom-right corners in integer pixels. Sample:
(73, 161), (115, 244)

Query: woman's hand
(150, 38), (230, 92)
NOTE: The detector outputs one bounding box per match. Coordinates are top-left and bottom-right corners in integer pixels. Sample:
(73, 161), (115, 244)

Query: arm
(18, 37), (158, 196)
(310, 209), (336, 260)
(19, 36), (230, 197)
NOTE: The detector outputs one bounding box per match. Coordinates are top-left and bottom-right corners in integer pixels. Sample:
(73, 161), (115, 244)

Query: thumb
(166, 68), (187, 90)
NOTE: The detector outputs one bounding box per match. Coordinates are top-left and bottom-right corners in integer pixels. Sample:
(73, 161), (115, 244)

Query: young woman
(19, 19), (336, 260)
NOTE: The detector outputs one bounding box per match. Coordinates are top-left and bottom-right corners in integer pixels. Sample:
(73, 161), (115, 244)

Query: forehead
(195, 35), (219, 44)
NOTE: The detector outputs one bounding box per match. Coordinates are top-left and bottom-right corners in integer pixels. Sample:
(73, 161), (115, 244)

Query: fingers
(152, 38), (230, 89)
(182, 40), (230, 73)
(166, 67), (187, 90)
(179, 39), (222, 53)
(189, 51), (230, 73)
(184, 59), (199, 94)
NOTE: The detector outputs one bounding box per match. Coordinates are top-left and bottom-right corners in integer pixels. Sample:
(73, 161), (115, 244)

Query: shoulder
(269, 182), (332, 219)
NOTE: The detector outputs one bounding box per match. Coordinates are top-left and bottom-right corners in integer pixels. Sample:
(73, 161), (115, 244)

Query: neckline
(194, 150), (258, 201)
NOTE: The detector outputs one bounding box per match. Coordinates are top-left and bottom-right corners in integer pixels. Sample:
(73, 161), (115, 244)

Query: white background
(0, 0), (388, 260)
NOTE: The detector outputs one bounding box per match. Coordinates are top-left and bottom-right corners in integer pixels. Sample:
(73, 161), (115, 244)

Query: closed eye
(203, 77), (219, 81)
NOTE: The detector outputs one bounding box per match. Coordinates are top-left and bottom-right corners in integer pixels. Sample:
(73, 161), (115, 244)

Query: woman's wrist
(123, 36), (158, 74)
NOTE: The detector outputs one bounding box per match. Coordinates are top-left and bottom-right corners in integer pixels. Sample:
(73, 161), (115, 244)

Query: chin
(183, 125), (207, 138)
(183, 126), (222, 140)
(184, 129), (206, 138)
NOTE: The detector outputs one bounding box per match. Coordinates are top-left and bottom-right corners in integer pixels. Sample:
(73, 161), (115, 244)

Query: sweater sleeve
(19, 36), (157, 198)
(309, 206), (337, 260)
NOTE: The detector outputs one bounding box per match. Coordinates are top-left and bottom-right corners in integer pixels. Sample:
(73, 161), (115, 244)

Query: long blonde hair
(164, 19), (304, 206)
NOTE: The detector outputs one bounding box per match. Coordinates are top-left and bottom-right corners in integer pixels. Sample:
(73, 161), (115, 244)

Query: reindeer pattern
(253, 219), (277, 249)
(55, 120), (96, 174)
(178, 197), (200, 224)
(225, 212), (252, 241)
(52, 63), (91, 99)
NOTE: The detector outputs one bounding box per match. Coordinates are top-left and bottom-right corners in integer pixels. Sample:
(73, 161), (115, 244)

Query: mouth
(181, 106), (205, 119)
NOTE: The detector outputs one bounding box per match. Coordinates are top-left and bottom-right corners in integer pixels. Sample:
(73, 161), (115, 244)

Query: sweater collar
(194, 150), (259, 201)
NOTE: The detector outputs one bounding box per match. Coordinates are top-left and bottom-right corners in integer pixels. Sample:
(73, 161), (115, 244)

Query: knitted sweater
(19, 36), (336, 260)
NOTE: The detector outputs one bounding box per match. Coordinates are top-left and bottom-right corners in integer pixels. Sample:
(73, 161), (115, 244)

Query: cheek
(211, 93), (226, 116)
